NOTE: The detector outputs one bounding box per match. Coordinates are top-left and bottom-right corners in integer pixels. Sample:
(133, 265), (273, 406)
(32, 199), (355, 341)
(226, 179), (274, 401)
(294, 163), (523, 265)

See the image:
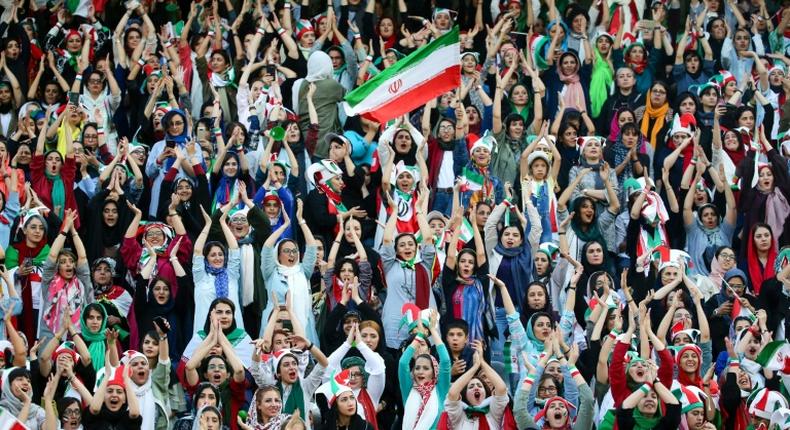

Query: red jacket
(609, 339), (674, 407)
(30, 153), (79, 228)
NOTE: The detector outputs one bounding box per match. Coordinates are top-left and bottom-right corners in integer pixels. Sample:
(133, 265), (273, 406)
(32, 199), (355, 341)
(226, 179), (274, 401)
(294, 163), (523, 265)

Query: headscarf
(569, 197), (606, 248)
(746, 224), (777, 295)
(191, 406), (223, 430)
(203, 241), (229, 299)
(0, 368), (34, 414)
(412, 353), (440, 424)
(676, 344), (703, 388)
(493, 223), (533, 313)
(624, 42), (648, 74)
(305, 51), (333, 82)
(138, 222), (174, 269)
(245, 388), (291, 430)
(590, 34), (615, 118)
(341, 356), (379, 430)
(80, 303), (108, 373)
(212, 153), (242, 212)
(640, 88), (670, 148)
(42, 257), (86, 337)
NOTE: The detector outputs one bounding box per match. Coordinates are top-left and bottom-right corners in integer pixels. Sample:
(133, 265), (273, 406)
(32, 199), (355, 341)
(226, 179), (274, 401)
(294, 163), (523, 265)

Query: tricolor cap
(315, 369), (354, 407)
(670, 320), (700, 344)
(469, 131), (495, 153)
(391, 160), (421, 185)
(533, 397), (576, 425)
(121, 350), (149, 367)
(710, 70), (737, 88)
(527, 150), (551, 167)
(295, 19), (314, 40)
(670, 113), (696, 137)
(771, 408), (790, 430)
(748, 388), (789, 420)
(576, 136), (605, 153)
(400, 303), (430, 331)
(679, 385), (706, 413)
(52, 341), (80, 363)
(654, 246), (693, 272)
(695, 81), (720, 97)
(306, 159), (343, 186)
(537, 242), (560, 266)
(623, 177), (647, 195)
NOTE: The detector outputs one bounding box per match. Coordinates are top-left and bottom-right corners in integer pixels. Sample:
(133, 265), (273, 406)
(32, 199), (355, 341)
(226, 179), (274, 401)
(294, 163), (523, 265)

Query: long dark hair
(203, 298), (237, 334)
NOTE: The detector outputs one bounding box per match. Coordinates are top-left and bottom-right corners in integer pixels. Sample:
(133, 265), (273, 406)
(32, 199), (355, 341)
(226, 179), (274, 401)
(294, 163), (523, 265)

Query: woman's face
(360, 326), (380, 350)
(738, 110), (755, 129)
(680, 350), (700, 374)
(142, 335), (159, 360)
(92, 262), (113, 285)
(753, 226), (773, 252)
(561, 127), (578, 147)
(462, 55), (477, 73)
(222, 157), (238, 177)
(718, 248), (736, 271)
(209, 53), (228, 73)
(583, 139), (602, 160)
(637, 389), (659, 415)
(23, 217), (45, 244)
(700, 207), (718, 229)
(534, 254), (550, 276)
(412, 356), (435, 384)
(343, 219), (363, 244)
(176, 179), (193, 202)
(277, 357), (299, 384)
(560, 54), (578, 76)
(758, 167), (774, 191)
(538, 378), (558, 400)
(336, 390), (357, 417)
(85, 308), (104, 333)
(101, 201), (119, 227)
(500, 226), (523, 249)
(379, 18), (394, 38)
(66, 35), (82, 53)
(621, 130), (639, 148)
(475, 204), (491, 226)
(596, 36), (612, 54)
(527, 284), (547, 309)
(618, 111), (635, 128)
(734, 30), (751, 51)
(433, 12), (451, 30)
(510, 85), (529, 106)
(545, 400), (569, 428)
(129, 356), (150, 386)
(396, 235), (417, 261)
(533, 316), (552, 341)
(166, 114), (184, 136)
(627, 46), (645, 62)
(744, 335), (762, 359)
(661, 266), (680, 285)
(578, 200), (595, 224)
(549, 23), (566, 40)
(197, 387), (218, 409)
(200, 410), (222, 430)
(125, 30), (141, 51)
(153, 280), (170, 305)
(679, 97), (696, 115)
(105, 385), (126, 411)
(586, 243), (604, 265)
(204, 357), (229, 385)
(46, 152), (63, 175)
(465, 106), (480, 125)
(60, 401), (82, 429)
(278, 241), (300, 266)
(650, 86), (667, 106)
(58, 253), (76, 279)
(464, 378), (486, 406)
(723, 131), (739, 151)
(338, 262), (355, 284)
(258, 389), (283, 418)
(211, 303), (234, 330)
(206, 246), (225, 269)
(146, 227), (166, 248)
(263, 198), (281, 220)
(457, 252), (476, 278)
(396, 171), (415, 192)
(710, 19), (726, 39)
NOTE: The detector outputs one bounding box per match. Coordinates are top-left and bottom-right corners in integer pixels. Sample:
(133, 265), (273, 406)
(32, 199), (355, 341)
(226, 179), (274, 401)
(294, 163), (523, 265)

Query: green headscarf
(80, 303), (108, 373)
(590, 34), (614, 118)
(44, 150), (66, 219)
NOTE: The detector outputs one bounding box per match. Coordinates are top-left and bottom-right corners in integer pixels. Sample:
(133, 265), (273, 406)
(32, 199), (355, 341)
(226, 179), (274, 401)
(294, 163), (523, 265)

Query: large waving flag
(343, 27), (461, 123)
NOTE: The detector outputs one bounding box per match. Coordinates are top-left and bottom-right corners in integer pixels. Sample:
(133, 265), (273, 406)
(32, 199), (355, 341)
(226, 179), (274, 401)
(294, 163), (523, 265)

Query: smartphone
(281, 319), (293, 332)
(165, 139), (176, 149)
(639, 19), (657, 31)
(154, 316), (170, 334)
(266, 64), (276, 76)
(67, 92), (79, 106)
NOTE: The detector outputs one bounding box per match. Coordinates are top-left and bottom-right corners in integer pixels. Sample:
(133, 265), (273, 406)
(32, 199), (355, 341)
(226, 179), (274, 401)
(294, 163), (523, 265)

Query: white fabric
(192, 249), (243, 332)
(404, 387), (440, 430)
(134, 378), (157, 430)
(240, 243), (255, 307)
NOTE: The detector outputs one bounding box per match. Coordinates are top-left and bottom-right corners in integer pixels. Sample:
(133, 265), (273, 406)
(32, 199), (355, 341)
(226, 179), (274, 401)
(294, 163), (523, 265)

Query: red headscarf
(746, 224), (777, 295)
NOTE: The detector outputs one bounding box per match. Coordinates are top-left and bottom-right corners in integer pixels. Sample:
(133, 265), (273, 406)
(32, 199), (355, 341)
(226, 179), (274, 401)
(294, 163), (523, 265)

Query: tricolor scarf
(277, 379), (306, 419)
(42, 274), (85, 336)
(317, 181), (347, 215)
(413, 354), (440, 425)
(437, 398), (492, 430)
(397, 253), (431, 309)
(356, 388), (379, 430)
(6, 241), (48, 340)
(624, 46), (648, 74)
(209, 66), (237, 89)
(138, 223), (174, 270)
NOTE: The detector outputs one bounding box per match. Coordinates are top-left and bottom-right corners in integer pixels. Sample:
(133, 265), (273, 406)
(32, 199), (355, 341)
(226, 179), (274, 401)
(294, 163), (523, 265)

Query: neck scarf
(640, 91), (669, 148)
(318, 180), (347, 215)
(765, 189), (790, 250)
(590, 47), (614, 118)
(240, 242), (256, 307)
(45, 168), (66, 219)
(80, 306), (108, 373)
(570, 211), (606, 250)
(43, 274), (84, 337)
(632, 408), (662, 429)
(210, 66), (237, 88)
(611, 138), (633, 189)
(437, 398), (492, 430)
(413, 355), (439, 425)
(204, 259), (229, 299)
(277, 380), (306, 419)
(493, 242), (532, 312)
(138, 223), (173, 269)
(7, 241), (48, 340)
(133, 375), (157, 430)
(557, 60), (585, 111)
(746, 230), (777, 296)
(461, 278), (486, 344)
(709, 256), (727, 291)
(579, 159), (605, 189)
(212, 175), (240, 213)
(398, 256), (431, 309)
(356, 388), (379, 430)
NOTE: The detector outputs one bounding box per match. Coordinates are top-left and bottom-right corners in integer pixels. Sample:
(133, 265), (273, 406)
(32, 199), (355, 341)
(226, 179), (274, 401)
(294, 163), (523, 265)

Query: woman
(557, 180), (618, 265)
(181, 298), (254, 370)
(743, 223), (778, 296)
(442, 207), (490, 344)
(398, 312), (451, 430)
(615, 369), (681, 429)
(590, 33), (615, 119)
(157, 144), (211, 241)
(739, 138), (790, 260)
(194, 406), (224, 430)
(210, 144), (254, 213)
(534, 243), (558, 285)
(32, 111), (79, 224)
(315, 373), (371, 430)
(173, 383), (226, 430)
(123, 342), (172, 430)
(80, 303), (109, 373)
(0, 367), (44, 428)
(568, 137), (619, 218)
(84, 187), (132, 268)
(333, 217), (386, 301)
(83, 361), (142, 429)
(324, 220), (372, 312)
(442, 341), (509, 429)
(605, 122), (649, 205)
(260, 199), (319, 345)
(39, 209), (91, 344)
(6, 207), (51, 341)
(380, 193), (437, 349)
(196, 48), (238, 122)
(238, 386), (291, 430)
(636, 81), (672, 150)
(358, 320), (399, 430)
(193, 205), (242, 331)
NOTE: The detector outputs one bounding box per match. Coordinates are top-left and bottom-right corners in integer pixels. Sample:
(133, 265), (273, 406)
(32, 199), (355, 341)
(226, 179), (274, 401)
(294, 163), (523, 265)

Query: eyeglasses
(729, 283), (745, 289)
(719, 253), (736, 261)
(652, 89), (667, 95)
(88, 78), (104, 84)
(230, 216), (247, 224)
(62, 408), (81, 417)
(207, 364), (226, 370)
(538, 386), (558, 394)
(169, 120), (184, 126)
(439, 125), (454, 131)
(145, 230), (164, 239)
(348, 372), (363, 379)
(280, 248), (299, 255)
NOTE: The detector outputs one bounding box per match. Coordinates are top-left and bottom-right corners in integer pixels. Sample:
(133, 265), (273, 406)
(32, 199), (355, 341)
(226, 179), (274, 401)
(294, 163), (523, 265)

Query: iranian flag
(343, 27), (461, 123)
(725, 280), (755, 321)
(755, 340), (790, 371)
(65, 0), (91, 17)
(459, 167), (485, 192)
(0, 409), (28, 430)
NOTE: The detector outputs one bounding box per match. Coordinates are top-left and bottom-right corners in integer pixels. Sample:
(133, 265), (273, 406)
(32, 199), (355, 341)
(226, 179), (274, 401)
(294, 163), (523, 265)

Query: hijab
(80, 303), (108, 373)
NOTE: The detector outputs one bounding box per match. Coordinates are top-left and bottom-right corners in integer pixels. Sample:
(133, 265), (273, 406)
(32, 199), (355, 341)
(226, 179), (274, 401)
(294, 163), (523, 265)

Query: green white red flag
(343, 27), (461, 123)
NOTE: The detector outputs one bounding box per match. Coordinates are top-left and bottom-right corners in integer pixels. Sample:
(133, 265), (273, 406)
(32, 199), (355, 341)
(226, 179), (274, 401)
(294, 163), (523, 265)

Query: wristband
(75, 74), (83, 81)
(284, 2), (291, 7)
(366, 55), (373, 62)
(277, 27), (286, 35)
(523, 373), (536, 386)
(639, 383), (652, 395)
(415, 332), (427, 340)
(570, 366), (581, 379)
(212, 127), (223, 135)
(60, 231), (68, 237)
(163, 41), (172, 48)
(608, 329), (621, 341)
(353, 34), (361, 40)
(306, 342), (314, 350)
(257, 27), (266, 35)
(728, 359), (740, 369)
(97, 128), (105, 135)
(137, 58), (146, 66)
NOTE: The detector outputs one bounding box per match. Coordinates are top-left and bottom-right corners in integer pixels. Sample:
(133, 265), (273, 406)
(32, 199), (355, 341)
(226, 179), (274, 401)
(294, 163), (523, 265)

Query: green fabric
(632, 408), (662, 429)
(277, 379), (306, 418)
(5, 245), (49, 268)
(197, 328), (247, 346)
(80, 304), (108, 373)
(45, 169), (66, 219)
(590, 46), (614, 118)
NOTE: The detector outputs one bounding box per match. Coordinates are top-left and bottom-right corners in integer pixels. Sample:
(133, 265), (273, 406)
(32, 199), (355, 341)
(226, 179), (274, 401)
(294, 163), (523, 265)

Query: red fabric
(415, 262), (430, 310)
(357, 389), (380, 430)
(437, 410), (491, 430)
(427, 137), (447, 189)
(120, 234), (193, 298)
(12, 241), (46, 342)
(676, 345), (702, 388)
(610, 341), (673, 407)
(30, 154), (80, 228)
(746, 223), (777, 295)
